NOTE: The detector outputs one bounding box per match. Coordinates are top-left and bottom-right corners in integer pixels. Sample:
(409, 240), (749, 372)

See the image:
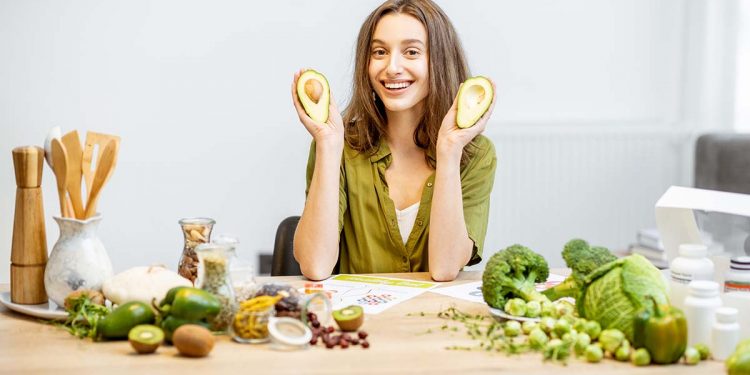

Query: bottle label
(671, 270), (693, 284)
(724, 280), (750, 293)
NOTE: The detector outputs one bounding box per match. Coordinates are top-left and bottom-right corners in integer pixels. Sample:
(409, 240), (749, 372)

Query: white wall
(0, 0), (740, 281)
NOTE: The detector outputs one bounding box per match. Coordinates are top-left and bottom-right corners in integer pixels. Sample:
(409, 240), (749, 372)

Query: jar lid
(678, 244), (707, 258)
(688, 280), (719, 297)
(730, 257), (750, 270)
(715, 307), (738, 323)
(268, 317), (313, 348)
(178, 217), (216, 225)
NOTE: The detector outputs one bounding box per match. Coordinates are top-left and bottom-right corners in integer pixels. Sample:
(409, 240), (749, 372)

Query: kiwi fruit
(173, 324), (215, 358)
(128, 324), (164, 354)
(332, 305), (364, 332)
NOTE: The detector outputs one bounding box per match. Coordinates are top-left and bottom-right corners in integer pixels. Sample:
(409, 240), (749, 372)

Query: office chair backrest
(695, 133), (750, 194)
(272, 216), (302, 276)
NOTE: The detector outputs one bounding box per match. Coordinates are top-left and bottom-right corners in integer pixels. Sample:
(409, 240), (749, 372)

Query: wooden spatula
(61, 130), (85, 219)
(50, 139), (73, 218)
(84, 139), (118, 219)
(82, 131), (120, 199)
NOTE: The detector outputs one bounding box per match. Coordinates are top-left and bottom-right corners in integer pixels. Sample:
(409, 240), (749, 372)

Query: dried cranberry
(361, 340), (370, 349)
(358, 331), (368, 339)
(350, 338), (360, 345)
(340, 340), (350, 349)
(310, 337), (318, 345)
(325, 342), (335, 349)
(326, 326), (335, 334)
(312, 320), (321, 328)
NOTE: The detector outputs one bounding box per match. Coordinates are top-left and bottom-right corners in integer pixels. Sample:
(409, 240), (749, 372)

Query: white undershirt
(395, 202), (420, 245)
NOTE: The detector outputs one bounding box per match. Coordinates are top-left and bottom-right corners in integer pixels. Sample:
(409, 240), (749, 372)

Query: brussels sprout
(684, 347), (700, 365)
(525, 300), (542, 318)
(554, 300), (575, 318)
(583, 320), (601, 340)
(574, 332), (591, 356)
(573, 318), (587, 333)
(504, 298), (527, 317)
(694, 343), (710, 360)
(599, 329), (625, 354)
(632, 348), (651, 366)
(504, 320), (522, 337)
(541, 301), (556, 317)
(529, 328), (549, 350)
(553, 319), (572, 338)
(540, 317), (556, 334)
(585, 344), (604, 363)
(544, 338), (571, 362)
(522, 320), (538, 335)
(615, 340), (631, 362)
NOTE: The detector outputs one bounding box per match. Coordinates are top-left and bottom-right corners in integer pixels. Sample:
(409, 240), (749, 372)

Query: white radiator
(477, 124), (694, 268)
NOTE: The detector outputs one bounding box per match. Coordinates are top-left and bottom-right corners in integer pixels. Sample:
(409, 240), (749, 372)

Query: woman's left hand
(436, 80), (497, 159)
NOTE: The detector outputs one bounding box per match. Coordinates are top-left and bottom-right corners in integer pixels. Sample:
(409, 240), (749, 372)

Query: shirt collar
(369, 140), (437, 163)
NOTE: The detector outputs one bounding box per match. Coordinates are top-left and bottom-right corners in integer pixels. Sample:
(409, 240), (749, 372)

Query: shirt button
(427, 182), (433, 187)
(417, 220), (423, 226)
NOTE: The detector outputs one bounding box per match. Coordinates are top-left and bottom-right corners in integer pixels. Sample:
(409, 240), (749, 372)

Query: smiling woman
(291, 0), (497, 282)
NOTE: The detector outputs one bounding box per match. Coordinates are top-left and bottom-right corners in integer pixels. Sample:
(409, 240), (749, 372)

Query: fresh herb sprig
(55, 294), (110, 339)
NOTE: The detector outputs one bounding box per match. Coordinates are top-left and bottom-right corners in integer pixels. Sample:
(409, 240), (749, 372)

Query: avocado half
(456, 76), (493, 128)
(296, 69), (330, 123)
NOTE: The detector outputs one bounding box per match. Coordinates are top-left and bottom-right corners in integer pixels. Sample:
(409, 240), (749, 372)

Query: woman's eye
(405, 49), (421, 57)
(372, 49), (386, 57)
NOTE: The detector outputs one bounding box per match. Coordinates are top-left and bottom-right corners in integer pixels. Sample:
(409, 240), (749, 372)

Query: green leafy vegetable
(543, 239), (617, 301)
(482, 244), (551, 309)
(55, 293), (110, 339)
(576, 254), (668, 341)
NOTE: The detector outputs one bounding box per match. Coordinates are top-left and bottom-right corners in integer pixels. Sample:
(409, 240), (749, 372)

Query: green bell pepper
(98, 301), (155, 340)
(633, 295), (687, 364)
(157, 286), (221, 342)
(159, 286), (221, 321)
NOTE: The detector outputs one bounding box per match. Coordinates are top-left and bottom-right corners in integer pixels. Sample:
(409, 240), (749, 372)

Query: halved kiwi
(333, 305), (364, 332)
(128, 324), (164, 354)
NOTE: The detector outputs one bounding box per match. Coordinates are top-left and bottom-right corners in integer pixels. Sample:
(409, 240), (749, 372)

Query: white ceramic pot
(44, 215), (113, 307)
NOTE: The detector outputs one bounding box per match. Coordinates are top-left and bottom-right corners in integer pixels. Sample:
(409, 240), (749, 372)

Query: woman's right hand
(291, 69), (344, 149)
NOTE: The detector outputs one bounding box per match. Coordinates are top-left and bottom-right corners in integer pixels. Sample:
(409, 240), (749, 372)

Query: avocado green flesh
(297, 70), (330, 123)
(456, 76), (493, 128)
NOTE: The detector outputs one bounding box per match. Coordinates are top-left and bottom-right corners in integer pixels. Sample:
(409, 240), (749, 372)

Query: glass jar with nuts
(178, 218), (215, 284)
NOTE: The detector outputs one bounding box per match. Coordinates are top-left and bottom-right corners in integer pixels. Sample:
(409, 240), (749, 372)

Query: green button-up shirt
(305, 135), (497, 274)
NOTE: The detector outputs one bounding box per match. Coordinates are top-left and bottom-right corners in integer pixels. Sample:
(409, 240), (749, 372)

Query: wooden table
(0, 272), (724, 374)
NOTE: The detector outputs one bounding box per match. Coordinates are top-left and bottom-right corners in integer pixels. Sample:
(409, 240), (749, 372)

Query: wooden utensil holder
(10, 146), (48, 304)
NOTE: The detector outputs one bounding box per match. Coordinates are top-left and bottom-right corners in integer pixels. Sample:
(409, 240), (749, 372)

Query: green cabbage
(576, 254), (668, 341)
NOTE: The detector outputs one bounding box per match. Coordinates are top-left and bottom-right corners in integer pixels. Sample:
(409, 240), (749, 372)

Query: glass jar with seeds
(177, 218), (215, 284)
(195, 242), (237, 333)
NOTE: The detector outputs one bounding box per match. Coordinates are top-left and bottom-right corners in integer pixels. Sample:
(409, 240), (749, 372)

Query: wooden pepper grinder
(10, 146), (48, 304)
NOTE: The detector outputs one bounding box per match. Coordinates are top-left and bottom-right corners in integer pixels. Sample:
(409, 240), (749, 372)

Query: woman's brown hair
(343, 0), (474, 167)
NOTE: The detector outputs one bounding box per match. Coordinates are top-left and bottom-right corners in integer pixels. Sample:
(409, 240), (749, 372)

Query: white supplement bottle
(670, 244), (715, 310)
(711, 307), (740, 360)
(684, 280), (722, 347)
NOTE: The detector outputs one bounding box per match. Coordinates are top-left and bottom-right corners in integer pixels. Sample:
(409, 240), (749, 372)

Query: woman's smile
(381, 79), (415, 95)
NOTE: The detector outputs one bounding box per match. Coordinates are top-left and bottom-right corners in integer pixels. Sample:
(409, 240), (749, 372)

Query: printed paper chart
(321, 275), (438, 314)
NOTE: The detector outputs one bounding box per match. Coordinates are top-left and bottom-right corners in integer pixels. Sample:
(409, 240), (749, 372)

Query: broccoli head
(482, 244), (551, 309)
(542, 239), (617, 301)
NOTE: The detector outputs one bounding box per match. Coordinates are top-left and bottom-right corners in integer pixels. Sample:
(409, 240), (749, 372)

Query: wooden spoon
(82, 131), (120, 198)
(84, 139), (118, 219)
(50, 139), (72, 218)
(61, 130), (85, 219)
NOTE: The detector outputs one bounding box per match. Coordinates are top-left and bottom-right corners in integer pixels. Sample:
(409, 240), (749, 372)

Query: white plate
(487, 306), (541, 323)
(0, 292), (67, 320)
